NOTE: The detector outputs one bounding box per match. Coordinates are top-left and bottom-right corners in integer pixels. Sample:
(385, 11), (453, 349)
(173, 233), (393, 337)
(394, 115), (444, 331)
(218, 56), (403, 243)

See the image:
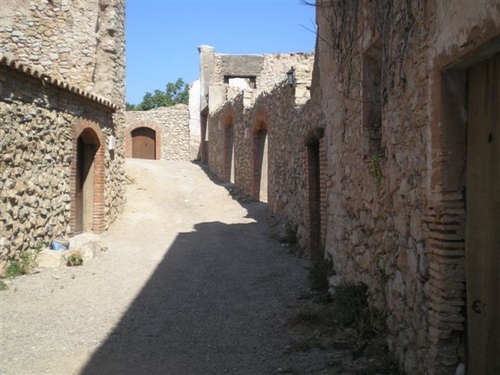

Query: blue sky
(125, 0), (317, 105)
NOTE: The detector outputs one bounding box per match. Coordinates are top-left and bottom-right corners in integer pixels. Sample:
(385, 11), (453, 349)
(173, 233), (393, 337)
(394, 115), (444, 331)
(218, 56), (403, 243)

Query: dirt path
(1, 159), (336, 375)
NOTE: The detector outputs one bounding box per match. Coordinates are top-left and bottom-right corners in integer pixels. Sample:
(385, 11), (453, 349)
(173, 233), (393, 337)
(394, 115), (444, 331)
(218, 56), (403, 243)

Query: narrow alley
(1, 159), (331, 375)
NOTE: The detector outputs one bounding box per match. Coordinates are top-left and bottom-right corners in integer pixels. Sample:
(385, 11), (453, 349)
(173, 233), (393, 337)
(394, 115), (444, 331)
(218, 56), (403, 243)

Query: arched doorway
(132, 127), (156, 159)
(224, 123), (235, 183)
(306, 127), (325, 259)
(75, 129), (100, 234)
(307, 142), (321, 258)
(253, 126), (268, 202)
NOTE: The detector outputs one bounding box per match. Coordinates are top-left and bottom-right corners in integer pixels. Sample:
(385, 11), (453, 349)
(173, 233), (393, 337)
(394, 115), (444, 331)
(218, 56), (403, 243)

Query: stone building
(188, 79), (201, 159)
(312, 1), (499, 373)
(199, 45), (315, 204)
(0, 0), (126, 274)
(124, 104), (190, 161)
(201, 1), (499, 374)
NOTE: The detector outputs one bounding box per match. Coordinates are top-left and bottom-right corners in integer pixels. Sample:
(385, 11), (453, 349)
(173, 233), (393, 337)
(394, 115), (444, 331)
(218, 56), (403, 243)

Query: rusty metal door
(132, 127), (156, 159)
(466, 52), (500, 374)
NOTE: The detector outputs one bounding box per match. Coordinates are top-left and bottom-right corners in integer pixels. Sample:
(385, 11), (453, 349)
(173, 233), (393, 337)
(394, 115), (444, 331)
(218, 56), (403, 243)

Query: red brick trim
(251, 108), (269, 136)
(125, 121), (161, 160)
(223, 106), (235, 126)
(424, 64), (468, 374)
(70, 117), (105, 235)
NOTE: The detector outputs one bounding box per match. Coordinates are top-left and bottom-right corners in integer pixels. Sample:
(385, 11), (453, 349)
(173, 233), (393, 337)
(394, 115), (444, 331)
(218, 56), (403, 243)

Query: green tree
(137, 78), (189, 111)
(166, 78), (189, 105)
(125, 102), (137, 111)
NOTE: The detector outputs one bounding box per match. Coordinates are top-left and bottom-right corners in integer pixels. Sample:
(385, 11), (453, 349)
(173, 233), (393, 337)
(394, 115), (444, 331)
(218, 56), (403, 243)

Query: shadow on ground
(192, 161), (257, 206)
(79, 206), (308, 374)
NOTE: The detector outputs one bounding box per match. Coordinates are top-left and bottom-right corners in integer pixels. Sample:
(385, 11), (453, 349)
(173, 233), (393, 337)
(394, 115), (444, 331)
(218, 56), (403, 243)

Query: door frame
(305, 127), (326, 259)
(426, 38), (500, 372)
(252, 124), (268, 202)
(75, 134), (97, 233)
(71, 118), (105, 235)
(131, 126), (157, 160)
(125, 121), (161, 160)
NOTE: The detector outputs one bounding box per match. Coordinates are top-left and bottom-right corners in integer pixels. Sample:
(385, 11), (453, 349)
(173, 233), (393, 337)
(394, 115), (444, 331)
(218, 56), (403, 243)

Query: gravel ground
(1, 159), (343, 375)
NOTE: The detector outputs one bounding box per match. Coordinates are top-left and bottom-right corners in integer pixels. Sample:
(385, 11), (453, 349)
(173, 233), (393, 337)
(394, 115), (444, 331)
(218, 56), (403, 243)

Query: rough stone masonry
(199, 2), (500, 374)
(0, 0), (126, 274)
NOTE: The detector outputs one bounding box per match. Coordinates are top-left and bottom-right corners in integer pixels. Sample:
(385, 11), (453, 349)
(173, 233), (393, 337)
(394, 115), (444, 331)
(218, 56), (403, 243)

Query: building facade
(201, 1), (500, 373)
(0, 0), (126, 274)
(313, 1), (499, 373)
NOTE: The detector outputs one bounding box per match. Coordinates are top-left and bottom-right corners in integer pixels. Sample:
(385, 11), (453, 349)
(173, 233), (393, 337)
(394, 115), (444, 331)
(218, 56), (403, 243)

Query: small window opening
(224, 76), (257, 89)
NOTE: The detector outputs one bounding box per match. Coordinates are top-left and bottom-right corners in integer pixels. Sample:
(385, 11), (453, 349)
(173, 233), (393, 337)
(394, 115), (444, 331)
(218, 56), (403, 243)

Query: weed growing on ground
(0, 279), (8, 291)
(66, 253), (83, 267)
(287, 282), (403, 374)
(308, 254), (333, 294)
(6, 260), (22, 277)
(6, 242), (44, 277)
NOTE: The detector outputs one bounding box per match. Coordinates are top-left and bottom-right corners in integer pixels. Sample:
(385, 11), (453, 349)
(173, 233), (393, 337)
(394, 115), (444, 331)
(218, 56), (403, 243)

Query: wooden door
(132, 127), (156, 159)
(82, 145), (95, 232)
(75, 137), (96, 234)
(308, 143), (321, 259)
(466, 53), (500, 374)
(75, 137), (84, 234)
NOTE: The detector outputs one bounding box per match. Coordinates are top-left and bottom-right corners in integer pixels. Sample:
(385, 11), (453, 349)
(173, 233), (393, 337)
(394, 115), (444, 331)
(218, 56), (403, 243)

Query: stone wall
(258, 53), (315, 93)
(0, 0), (125, 275)
(311, 1), (500, 374)
(125, 104), (190, 161)
(211, 52), (314, 93)
(313, 3), (432, 372)
(207, 56), (317, 249)
(188, 79), (201, 159)
(206, 91), (248, 186)
(0, 58), (125, 275)
(199, 45), (314, 113)
(0, 0), (126, 104)
(203, 1), (500, 373)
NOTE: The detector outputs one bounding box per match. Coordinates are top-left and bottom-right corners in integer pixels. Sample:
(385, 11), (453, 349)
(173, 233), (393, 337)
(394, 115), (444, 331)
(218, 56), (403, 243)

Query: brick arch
(125, 121), (161, 160)
(71, 117), (105, 235)
(223, 106), (235, 126)
(251, 108), (269, 201)
(304, 127), (326, 259)
(251, 107), (269, 135)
